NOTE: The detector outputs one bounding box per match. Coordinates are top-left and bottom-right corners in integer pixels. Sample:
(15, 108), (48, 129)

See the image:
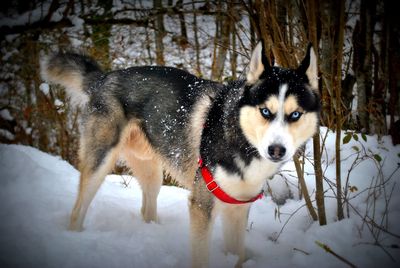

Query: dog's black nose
(268, 144), (286, 161)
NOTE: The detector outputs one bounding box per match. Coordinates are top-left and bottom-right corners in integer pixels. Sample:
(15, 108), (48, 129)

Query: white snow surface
(0, 109), (14, 121)
(0, 128), (400, 267)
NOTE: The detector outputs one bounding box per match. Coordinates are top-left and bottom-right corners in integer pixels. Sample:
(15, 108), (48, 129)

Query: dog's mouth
(259, 151), (289, 164)
(268, 157), (284, 163)
(266, 157), (290, 165)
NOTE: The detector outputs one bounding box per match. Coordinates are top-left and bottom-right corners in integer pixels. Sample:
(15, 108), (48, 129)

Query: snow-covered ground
(0, 128), (399, 267)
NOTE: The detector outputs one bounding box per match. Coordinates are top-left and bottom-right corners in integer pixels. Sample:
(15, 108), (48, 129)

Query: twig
(294, 155), (318, 221)
(293, 247), (310, 255)
(315, 241), (357, 268)
(272, 203), (308, 242)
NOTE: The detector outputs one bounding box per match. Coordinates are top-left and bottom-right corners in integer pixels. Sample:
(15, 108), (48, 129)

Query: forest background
(0, 0), (399, 226)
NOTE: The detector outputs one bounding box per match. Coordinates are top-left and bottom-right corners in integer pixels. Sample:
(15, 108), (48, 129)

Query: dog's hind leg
(189, 187), (215, 268)
(121, 124), (163, 223)
(124, 156), (163, 223)
(220, 203), (251, 267)
(69, 117), (123, 231)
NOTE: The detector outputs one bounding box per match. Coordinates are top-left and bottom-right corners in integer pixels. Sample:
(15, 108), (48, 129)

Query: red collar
(198, 158), (264, 204)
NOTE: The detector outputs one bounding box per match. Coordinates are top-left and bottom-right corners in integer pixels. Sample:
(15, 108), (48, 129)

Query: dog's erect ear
(246, 42), (271, 84)
(297, 44), (318, 90)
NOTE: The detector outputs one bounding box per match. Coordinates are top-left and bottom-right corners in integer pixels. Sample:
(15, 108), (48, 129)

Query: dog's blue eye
(260, 108), (272, 119)
(289, 111), (302, 122)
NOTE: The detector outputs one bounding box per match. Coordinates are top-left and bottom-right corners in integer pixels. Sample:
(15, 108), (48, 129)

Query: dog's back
(41, 53), (220, 185)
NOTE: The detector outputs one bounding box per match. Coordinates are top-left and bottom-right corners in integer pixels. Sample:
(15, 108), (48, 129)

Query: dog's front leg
(220, 202), (251, 267)
(189, 188), (215, 268)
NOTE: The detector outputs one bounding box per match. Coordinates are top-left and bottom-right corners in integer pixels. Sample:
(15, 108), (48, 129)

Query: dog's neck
(200, 84), (267, 177)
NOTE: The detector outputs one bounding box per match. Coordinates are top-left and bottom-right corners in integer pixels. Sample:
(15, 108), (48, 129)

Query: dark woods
(0, 0), (399, 167)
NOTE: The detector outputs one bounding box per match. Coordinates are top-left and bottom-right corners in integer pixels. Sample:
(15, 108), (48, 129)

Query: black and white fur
(41, 42), (320, 267)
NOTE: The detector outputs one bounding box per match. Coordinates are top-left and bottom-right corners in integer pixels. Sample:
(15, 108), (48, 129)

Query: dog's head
(240, 42), (320, 163)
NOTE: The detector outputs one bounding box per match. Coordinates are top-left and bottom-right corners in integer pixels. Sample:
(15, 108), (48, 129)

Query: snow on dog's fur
(41, 42), (319, 268)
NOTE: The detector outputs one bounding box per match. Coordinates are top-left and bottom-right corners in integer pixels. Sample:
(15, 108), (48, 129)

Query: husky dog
(41, 42), (319, 267)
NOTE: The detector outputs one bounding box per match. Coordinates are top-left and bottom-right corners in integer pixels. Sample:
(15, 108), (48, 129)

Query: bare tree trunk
(175, 0), (189, 49)
(313, 131), (326, 225)
(90, 0), (112, 69)
(303, 0), (327, 225)
(333, 0), (346, 221)
(211, 1), (231, 81)
(294, 155), (318, 221)
(371, 46), (386, 136)
(305, 0), (320, 50)
(371, 1), (388, 137)
(320, 48), (334, 128)
(386, 2), (400, 144)
(230, 23), (237, 79)
(247, 0), (274, 64)
(353, 0), (375, 133)
(248, 0), (256, 46)
(191, 1), (202, 76)
(264, 0), (294, 67)
(276, 0), (288, 44)
(320, 0), (346, 222)
(211, 8), (220, 79)
(153, 0), (165, 65)
(316, 0), (341, 225)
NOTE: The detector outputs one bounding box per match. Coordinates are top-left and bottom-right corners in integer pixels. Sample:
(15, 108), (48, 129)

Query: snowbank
(0, 131), (399, 267)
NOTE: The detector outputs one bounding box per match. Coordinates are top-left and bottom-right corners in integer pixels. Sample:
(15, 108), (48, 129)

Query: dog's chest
(214, 157), (278, 200)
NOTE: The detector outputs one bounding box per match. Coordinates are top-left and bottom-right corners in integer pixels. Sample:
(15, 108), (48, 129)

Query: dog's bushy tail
(40, 52), (103, 107)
